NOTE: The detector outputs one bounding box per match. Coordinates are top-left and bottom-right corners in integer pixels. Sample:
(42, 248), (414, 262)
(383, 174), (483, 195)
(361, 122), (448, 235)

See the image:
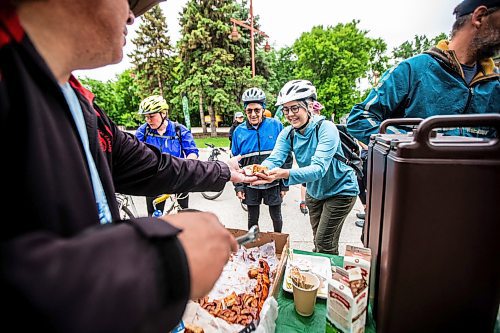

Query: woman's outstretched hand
(251, 168), (289, 185)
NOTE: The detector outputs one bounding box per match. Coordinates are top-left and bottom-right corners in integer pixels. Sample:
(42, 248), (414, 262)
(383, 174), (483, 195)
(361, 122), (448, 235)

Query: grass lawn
(194, 136), (230, 148)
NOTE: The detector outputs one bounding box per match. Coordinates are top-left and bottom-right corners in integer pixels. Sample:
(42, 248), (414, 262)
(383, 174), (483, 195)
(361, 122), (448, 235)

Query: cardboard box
(227, 228), (289, 298)
(326, 267), (369, 333)
(326, 245), (372, 333)
(343, 245), (372, 287)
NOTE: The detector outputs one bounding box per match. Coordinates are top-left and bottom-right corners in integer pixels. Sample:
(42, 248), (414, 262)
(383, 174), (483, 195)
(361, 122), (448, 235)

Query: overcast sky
(75, 0), (458, 81)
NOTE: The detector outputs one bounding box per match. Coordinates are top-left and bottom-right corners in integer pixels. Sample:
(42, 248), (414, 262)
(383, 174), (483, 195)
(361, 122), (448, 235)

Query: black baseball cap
(454, 0), (500, 17)
(128, 0), (166, 16)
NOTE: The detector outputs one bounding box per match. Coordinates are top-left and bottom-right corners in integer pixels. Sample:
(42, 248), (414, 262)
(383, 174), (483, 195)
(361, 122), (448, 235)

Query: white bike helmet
(242, 87), (266, 104)
(276, 80), (317, 106)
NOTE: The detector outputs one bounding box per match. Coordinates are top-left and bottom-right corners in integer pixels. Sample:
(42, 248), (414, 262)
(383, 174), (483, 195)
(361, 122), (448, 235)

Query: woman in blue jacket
(255, 80), (359, 255)
(136, 95), (199, 214)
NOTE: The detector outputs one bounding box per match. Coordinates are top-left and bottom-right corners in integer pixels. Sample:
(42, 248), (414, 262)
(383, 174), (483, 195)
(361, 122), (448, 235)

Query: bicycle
(152, 193), (189, 216)
(200, 143), (247, 212)
(115, 193), (138, 219)
(201, 143), (228, 200)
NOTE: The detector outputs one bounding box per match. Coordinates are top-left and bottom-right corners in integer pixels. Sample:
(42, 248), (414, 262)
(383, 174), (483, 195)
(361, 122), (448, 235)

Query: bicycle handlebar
(205, 143), (227, 154)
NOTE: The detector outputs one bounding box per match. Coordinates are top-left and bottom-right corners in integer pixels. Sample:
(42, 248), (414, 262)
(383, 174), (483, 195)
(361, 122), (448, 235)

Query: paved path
(130, 148), (364, 255)
(190, 126), (230, 134)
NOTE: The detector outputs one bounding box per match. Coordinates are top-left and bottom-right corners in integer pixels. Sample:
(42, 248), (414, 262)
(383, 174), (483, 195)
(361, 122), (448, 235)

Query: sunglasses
(245, 108), (263, 115)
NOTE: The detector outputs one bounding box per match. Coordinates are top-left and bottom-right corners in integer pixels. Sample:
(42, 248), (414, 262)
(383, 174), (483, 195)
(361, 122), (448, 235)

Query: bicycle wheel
(116, 194), (137, 219)
(162, 197), (177, 215)
(201, 154), (224, 200)
(120, 205), (136, 219)
(201, 190), (224, 200)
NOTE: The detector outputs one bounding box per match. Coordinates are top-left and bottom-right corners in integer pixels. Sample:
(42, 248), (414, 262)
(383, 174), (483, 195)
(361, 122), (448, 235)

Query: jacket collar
(69, 75), (95, 104)
(425, 40), (499, 81)
(0, 9), (24, 48)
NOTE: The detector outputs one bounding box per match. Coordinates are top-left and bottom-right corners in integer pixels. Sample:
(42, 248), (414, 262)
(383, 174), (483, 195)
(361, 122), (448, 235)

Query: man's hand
(161, 212), (238, 299)
(236, 191), (245, 200)
(251, 168), (289, 186)
(280, 191), (287, 198)
(226, 156), (258, 183)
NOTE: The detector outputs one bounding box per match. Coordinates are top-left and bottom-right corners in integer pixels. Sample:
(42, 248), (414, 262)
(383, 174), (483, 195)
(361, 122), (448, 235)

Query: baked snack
(243, 164), (269, 175)
(252, 164), (269, 174)
(185, 323), (204, 333)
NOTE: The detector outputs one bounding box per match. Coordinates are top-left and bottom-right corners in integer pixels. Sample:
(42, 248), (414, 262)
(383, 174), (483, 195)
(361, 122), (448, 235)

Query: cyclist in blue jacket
(136, 95), (199, 213)
(231, 88), (292, 232)
(347, 0), (500, 144)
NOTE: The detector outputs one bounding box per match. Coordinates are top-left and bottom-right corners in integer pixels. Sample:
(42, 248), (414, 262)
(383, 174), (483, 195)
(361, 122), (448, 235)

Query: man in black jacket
(0, 1), (255, 332)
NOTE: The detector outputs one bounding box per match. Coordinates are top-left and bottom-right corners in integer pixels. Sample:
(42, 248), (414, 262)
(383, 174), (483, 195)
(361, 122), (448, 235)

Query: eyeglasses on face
(282, 105), (303, 115)
(245, 108), (262, 115)
(144, 114), (160, 120)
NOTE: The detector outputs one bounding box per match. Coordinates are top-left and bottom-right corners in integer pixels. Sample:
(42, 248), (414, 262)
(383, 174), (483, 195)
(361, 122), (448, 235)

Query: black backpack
(286, 119), (364, 178)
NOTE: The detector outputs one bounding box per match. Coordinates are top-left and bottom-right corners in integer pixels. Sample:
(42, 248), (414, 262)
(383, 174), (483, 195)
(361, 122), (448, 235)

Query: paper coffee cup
(292, 271), (320, 317)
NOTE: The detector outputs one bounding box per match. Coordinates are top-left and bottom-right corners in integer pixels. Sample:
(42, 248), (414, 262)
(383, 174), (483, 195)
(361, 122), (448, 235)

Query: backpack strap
(286, 127), (295, 151)
(314, 119), (325, 140)
(294, 118), (364, 178)
(174, 121), (184, 155)
(142, 125), (151, 142)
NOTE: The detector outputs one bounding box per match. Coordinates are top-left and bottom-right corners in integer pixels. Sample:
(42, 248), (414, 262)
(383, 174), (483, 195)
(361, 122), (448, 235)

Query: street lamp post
(229, 0), (270, 77)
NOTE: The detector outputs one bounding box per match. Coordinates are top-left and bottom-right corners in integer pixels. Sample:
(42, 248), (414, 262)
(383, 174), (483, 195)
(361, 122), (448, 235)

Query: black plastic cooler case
(363, 114), (500, 333)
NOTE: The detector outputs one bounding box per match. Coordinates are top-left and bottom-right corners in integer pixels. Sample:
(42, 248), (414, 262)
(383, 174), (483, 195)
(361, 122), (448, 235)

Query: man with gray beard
(347, 0), (500, 144)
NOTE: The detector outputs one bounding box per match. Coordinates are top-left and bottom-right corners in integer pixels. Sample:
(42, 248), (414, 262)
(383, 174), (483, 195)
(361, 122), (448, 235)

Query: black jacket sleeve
(2, 218), (190, 333)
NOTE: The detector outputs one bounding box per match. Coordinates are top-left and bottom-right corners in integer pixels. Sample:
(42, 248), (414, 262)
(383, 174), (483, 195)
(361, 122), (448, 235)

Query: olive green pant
(306, 194), (357, 255)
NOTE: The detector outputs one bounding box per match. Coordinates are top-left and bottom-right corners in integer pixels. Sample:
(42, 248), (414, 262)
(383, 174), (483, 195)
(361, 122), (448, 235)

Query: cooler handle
(379, 118), (423, 134)
(413, 114), (500, 153)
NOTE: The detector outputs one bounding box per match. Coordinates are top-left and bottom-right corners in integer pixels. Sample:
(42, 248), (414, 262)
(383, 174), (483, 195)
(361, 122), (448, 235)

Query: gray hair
(452, 6), (499, 38)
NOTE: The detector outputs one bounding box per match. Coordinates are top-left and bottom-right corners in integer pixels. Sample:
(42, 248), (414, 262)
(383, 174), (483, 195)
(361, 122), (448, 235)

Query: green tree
(293, 21), (388, 121)
(264, 46), (297, 110)
(392, 33), (448, 62)
(80, 71), (142, 129)
(177, 0), (272, 136)
(114, 70), (142, 128)
(79, 77), (118, 119)
(130, 5), (176, 109)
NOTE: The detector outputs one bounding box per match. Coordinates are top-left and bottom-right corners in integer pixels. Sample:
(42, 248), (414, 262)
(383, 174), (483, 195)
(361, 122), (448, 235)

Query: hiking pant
(306, 194), (356, 255)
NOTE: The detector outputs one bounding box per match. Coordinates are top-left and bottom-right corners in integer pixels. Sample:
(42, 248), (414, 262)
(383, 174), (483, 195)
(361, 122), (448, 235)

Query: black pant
(247, 204), (283, 232)
(244, 186), (283, 232)
(146, 193), (189, 216)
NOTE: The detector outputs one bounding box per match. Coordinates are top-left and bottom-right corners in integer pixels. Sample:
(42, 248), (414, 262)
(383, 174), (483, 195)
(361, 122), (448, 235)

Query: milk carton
(326, 267), (369, 333)
(343, 245), (371, 286)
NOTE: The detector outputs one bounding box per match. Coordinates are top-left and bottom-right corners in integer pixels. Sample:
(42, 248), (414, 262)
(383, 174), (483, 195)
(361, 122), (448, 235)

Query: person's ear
(471, 5), (488, 28)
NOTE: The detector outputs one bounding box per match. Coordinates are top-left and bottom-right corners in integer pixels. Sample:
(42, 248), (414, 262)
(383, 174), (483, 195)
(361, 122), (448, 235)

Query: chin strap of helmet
(149, 113), (168, 131)
(292, 99), (311, 132)
(294, 116), (310, 132)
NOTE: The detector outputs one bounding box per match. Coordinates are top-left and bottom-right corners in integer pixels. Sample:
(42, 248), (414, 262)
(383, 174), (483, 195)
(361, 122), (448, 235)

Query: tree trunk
(208, 105), (217, 137)
(199, 93), (207, 134)
(157, 73), (164, 97)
